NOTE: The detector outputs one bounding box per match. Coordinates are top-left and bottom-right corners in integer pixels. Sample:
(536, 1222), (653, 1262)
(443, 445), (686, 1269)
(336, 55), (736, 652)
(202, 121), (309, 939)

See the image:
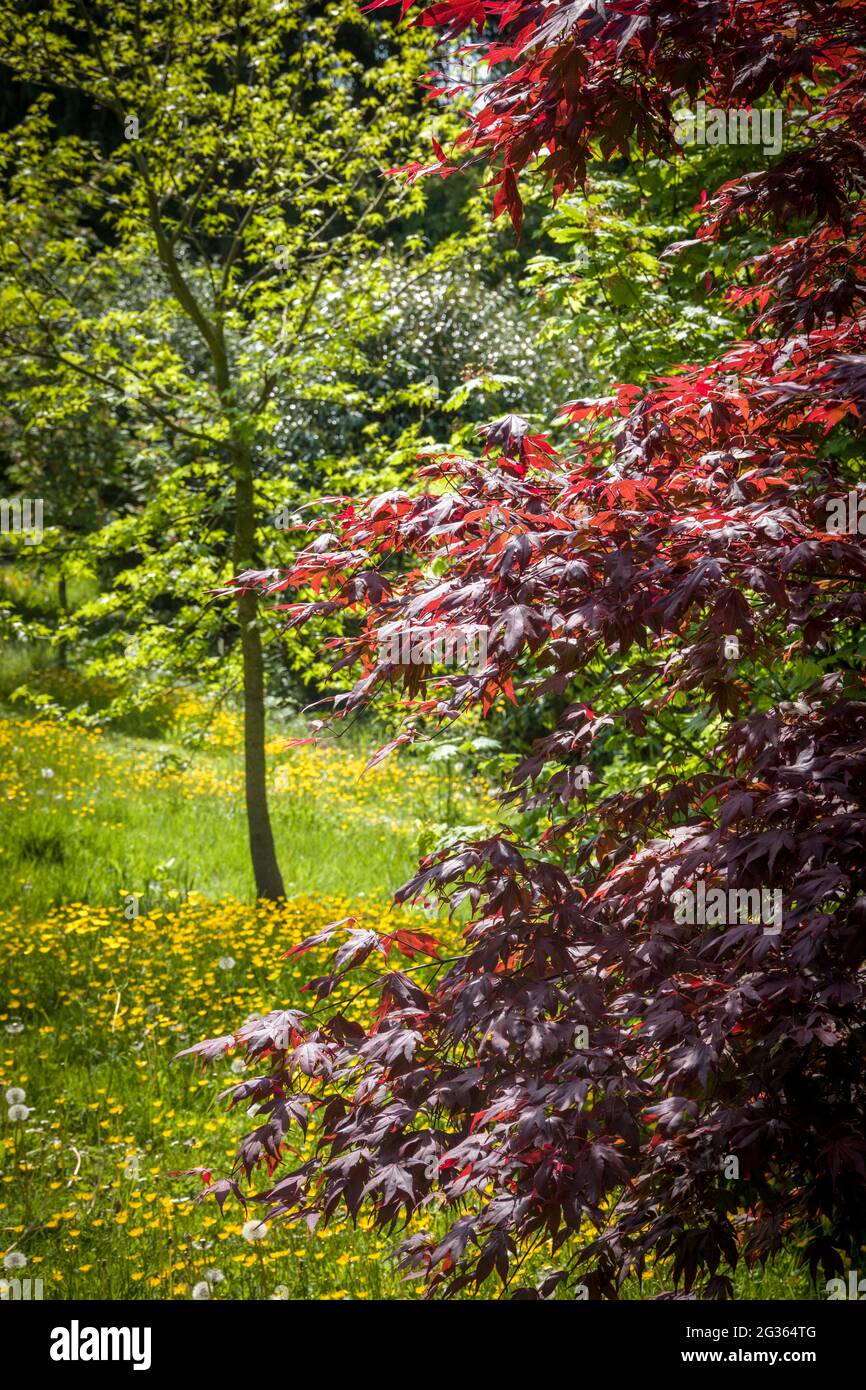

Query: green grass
(0, 702), (824, 1302)
(0, 705), (474, 920)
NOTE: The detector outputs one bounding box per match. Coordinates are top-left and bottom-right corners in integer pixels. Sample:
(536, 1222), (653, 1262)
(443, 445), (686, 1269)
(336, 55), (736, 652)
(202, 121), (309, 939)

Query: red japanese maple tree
(180, 1), (866, 1298)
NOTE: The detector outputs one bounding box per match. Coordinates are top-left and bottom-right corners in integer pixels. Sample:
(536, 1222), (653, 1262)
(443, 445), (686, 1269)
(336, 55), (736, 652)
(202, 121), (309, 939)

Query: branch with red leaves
(178, 1), (866, 1299)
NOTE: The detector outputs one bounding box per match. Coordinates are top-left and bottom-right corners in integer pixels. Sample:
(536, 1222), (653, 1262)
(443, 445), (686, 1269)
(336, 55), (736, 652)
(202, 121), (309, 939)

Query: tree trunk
(138, 184), (285, 899)
(57, 572), (68, 670)
(233, 447), (285, 901)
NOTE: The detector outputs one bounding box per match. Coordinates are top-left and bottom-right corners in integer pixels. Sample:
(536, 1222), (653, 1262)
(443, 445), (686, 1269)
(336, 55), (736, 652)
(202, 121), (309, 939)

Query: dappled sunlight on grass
(0, 713), (494, 917)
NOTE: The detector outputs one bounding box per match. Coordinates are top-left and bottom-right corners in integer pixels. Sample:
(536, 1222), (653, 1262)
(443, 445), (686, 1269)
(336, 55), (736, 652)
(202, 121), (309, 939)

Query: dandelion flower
(191, 1282), (211, 1300)
(217, 956), (236, 971)
(203, 1267), (224, 1285)
(3, 1253), (26, 1272)
(5, 1088), (25, 1105)
(7, 1105), (30, 1122)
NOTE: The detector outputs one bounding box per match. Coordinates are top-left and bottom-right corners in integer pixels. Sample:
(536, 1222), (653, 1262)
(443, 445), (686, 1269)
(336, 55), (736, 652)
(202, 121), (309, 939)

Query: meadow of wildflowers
(0, 713), (816, 1300)
(0, 711), (483, 1299)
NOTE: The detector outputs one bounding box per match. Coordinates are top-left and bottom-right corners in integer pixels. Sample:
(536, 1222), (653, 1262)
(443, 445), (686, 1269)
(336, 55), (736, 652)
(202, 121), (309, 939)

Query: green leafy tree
(0, 0), (438, 896)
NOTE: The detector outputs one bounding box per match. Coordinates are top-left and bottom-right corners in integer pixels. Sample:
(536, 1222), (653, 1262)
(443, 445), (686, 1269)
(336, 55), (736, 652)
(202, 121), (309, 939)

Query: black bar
(3, 1294), (859, 1376)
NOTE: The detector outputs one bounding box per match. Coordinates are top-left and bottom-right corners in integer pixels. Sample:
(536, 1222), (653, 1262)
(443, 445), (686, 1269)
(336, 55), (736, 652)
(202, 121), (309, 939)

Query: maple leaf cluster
(180, 1), (866, 1297)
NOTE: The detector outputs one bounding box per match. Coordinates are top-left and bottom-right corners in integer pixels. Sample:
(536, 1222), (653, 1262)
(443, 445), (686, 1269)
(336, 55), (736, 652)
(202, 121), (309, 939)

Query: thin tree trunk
(137, 173), (285, 899)
(57, 571), (68, 670)
(233, 447), (285, 901)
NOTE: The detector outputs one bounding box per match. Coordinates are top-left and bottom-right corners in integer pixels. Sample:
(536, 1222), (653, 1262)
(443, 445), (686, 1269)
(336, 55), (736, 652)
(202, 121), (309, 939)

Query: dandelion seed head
(241, 1219), (269, 1243)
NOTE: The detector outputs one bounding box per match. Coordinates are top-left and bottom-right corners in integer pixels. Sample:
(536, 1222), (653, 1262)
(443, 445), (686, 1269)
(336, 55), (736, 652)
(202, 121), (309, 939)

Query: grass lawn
(0, 707), (820, 1300)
